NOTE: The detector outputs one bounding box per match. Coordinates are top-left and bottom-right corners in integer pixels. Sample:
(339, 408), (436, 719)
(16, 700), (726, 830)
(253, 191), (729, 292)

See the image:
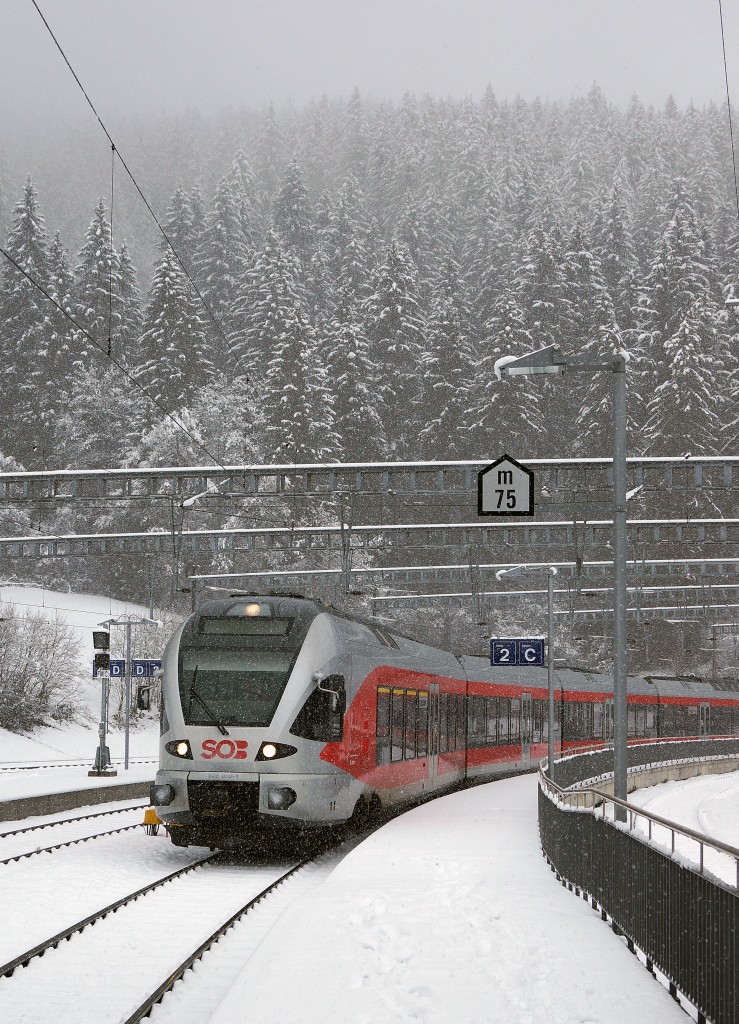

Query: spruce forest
(0, 87), (737, 661)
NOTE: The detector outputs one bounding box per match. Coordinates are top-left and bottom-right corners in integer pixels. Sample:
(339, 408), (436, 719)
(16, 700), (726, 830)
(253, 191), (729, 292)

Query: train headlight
(150, 783), (175, 806)
(267, 786), (297, 810)
(165, 739), (193, 760)
(256, 741), (297, 761)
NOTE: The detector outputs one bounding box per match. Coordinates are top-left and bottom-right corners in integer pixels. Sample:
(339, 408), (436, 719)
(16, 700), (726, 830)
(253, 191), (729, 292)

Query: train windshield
(179, 648), (295, 727)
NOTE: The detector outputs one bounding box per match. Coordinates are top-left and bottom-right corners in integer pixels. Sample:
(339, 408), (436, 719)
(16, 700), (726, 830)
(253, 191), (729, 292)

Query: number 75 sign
(477, 454), (534, 516)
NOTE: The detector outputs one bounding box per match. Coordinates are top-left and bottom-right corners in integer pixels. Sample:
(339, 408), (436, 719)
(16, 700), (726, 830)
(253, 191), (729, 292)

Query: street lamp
(496, 564), (558, 776)
(496, 337), (629, 807)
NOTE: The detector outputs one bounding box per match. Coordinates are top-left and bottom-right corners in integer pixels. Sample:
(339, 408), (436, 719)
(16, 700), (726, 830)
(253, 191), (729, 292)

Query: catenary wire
(718, 0), (739, 220)
(29, 0), (253, 384)
(0, 242), (240, 476)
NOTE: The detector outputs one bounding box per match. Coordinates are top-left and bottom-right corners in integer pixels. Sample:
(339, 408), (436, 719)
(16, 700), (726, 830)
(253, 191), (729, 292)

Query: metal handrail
(539, 764), (739, 888)
(569, 752), (739, 790)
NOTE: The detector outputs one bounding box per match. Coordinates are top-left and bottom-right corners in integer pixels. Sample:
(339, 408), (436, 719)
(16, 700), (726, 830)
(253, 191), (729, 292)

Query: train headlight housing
(267, 786), (297, 810)
(256, 741), (297, 761)
(150, 783), (175, 806)
(165, 739), (193, 760)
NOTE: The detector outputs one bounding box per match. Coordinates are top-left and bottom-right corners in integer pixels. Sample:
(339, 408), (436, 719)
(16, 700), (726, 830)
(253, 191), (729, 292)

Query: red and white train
(150, 594), (739, 848)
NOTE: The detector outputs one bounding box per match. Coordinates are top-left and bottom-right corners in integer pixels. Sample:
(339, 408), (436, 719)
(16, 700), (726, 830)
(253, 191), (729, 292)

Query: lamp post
(496, 564), (558, 776)
(497, 338), (629, 807)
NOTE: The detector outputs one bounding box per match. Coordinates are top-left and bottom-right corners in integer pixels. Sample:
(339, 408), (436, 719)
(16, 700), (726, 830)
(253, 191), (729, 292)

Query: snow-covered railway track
(0, 849), (318, 1024)
(0, 803), (148, 864)
(0, 850), (220, 980)
(0, 830), (365, 1024)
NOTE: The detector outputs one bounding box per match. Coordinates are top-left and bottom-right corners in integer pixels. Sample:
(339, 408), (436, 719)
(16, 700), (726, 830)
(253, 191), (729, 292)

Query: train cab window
(180, 649), (294, 728)
(391, 688), (405, 761)
(417, 691), (429, 756)
(404, 690), (418, 759)
(375, 687), (391, 765)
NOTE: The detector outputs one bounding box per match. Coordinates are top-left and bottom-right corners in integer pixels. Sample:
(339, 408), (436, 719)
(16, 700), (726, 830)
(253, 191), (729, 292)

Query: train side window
(636, 705), (646, 737)
(446, 695), (456, 751)
(417, 691), (429, 756)
(391, 689), (405, 760)
(593, 702), (603, 739)
(440, 694), (448, 753)
(510, 698), (520, 743)
(376, 687), (391, 766)
(532, 700), (542, 744)
(645, 706), (656, 735)
(404, 690), (418, 759)
(486, 697), (498, 745)
(455, 696), (464, 750)
(471, 696), (486, 747)
(499, 700), (510, 745)
(627, 704), (636, 738)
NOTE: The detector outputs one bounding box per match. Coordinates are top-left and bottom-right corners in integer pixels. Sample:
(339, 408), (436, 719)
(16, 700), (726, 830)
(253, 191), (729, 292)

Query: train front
(150, 595), (351, 848)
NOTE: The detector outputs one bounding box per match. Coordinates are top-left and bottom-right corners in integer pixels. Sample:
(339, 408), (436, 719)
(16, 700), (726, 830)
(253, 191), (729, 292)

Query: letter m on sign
(478, 454), (535, 517)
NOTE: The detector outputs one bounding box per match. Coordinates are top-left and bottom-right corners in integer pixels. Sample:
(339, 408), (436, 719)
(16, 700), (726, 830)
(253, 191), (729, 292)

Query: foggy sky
(1, 0), (736, 128)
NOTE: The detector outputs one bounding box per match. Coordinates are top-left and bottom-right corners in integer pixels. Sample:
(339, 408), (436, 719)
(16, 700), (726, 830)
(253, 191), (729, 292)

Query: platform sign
(490, 638), (545, 666)
(93, 658), (125, 678)
(132, 658), (162, 678)
(478, 455), (534, 517)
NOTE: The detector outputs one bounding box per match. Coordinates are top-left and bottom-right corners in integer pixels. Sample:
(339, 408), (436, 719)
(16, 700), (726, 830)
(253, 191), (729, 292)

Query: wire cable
(29, 0), (251, 381)
(0, 242), (236, 474)
(108, 144), (115, 358)
(719, 0), (739, 220)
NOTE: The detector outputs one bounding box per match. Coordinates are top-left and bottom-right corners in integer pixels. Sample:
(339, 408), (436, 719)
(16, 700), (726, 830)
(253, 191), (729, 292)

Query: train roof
(459, 656), (739, 698)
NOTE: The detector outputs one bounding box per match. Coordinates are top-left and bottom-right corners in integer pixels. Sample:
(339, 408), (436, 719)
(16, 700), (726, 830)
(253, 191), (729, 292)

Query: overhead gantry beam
(0, 456), (735, 502)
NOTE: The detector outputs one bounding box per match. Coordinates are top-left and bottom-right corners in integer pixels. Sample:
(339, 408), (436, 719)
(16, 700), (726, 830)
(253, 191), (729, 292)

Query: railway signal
(89, 629), (115, 777)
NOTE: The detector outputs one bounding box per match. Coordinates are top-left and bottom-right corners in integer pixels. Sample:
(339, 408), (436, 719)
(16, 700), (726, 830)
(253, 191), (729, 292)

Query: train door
(521, 693), (533, 767)
(428, 683), (440, 784)
(699, 702), (711, 737)
(604, 699), (615, 744)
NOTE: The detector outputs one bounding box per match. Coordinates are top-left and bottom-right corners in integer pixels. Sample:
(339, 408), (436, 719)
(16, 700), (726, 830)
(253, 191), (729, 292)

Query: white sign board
(478, 455), (534, 517)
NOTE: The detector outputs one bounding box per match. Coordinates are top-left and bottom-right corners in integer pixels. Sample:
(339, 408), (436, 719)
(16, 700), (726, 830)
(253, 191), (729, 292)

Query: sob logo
(201, 739), (248, 760)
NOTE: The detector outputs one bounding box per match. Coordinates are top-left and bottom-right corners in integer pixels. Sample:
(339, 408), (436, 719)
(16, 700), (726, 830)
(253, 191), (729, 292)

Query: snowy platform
(211, 774), (687, 1024)
(0, 764), (154, 821)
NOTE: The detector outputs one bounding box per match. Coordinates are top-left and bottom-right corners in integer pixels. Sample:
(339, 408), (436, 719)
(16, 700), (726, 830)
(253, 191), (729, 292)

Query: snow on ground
(626, 770), (739, 886)
(0, 829), (205, 966)
(629, 770), (739, 849)
(0, 761), (155, 806)
(210, 775), (687, 1024)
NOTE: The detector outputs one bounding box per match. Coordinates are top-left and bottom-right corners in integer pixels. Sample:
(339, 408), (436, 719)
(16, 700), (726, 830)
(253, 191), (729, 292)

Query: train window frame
(391, 688), (405, 761)
(375, 686), (391, 766)
(404, 689), (418, 759)
(417, 690), (429, 757)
